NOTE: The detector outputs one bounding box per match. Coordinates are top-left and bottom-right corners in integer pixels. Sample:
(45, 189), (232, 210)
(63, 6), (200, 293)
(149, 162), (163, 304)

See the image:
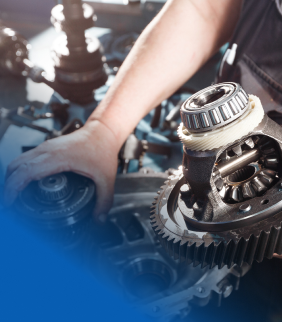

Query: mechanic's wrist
(83, 118), (123, 153)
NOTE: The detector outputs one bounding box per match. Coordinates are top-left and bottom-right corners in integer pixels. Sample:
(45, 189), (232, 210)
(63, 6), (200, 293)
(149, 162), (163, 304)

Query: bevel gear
(151, 82), (282, 268)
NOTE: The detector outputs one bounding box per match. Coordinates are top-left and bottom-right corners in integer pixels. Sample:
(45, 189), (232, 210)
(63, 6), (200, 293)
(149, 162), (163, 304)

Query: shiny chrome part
(214, 136), (279, 203)
(180, 82), (249, 133)
(217, 148), (260, 178)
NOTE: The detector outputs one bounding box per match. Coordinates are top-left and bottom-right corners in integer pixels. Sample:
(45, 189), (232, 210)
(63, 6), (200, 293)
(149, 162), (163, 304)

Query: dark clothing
(217, 0), (282, 115)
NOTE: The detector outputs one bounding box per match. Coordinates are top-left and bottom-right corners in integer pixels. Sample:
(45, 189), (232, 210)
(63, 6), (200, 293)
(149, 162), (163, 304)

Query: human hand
(4, 120), (119, 223)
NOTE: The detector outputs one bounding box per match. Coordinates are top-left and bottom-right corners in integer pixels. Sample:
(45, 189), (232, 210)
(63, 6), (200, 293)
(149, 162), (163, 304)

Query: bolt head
(239, 204), (251, 212)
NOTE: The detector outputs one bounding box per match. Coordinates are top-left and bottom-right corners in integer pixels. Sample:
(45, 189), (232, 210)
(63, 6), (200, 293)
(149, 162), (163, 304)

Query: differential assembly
(151, 82), (282, 268)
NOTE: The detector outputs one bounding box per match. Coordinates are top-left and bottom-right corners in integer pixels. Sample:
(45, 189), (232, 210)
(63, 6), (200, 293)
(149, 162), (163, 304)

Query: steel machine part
(0, 23), (29, 76)
(10, 169), (250, 321)
(50, 0), (108, 104)
(151, 82), (282, 268)
(13, 172), (96, 247)
(0, 0), (107, 104)
(86, 171), (250, 321)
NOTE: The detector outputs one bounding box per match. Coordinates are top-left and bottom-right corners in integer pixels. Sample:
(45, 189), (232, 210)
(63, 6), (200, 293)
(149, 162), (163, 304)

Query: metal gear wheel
(151, 82), (282, 268)
(150, 168), (282, 269)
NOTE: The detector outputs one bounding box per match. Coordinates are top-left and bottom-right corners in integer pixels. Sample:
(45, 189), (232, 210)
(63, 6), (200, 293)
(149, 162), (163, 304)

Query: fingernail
(98, 213), (107, 224)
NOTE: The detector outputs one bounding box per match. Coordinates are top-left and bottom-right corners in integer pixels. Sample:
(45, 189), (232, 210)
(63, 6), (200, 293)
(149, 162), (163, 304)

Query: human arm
(4, 0), (243, 221)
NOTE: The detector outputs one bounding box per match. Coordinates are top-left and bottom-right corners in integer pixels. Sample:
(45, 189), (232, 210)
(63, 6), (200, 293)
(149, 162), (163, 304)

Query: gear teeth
(234, 238), (248, 267)
(261, 169), (277, 177)
(265, 226), (280, 259)
(242, 181), (256, 199)
(232, 144), (243, 156)
(244, 235), (259, 266)
(151, 174), (282, 269)
(219, 184), (230, 200)
(150, 217), (157, 224)
(221, 150), (230, 162)
(186, 242), (196, 265)
(214, 177), (224, 190)
(224, 240), (237, 268)
(230, 186), (243, 202)
(172, 240), (181, 260)
(251, 177), (267, 195)
(274, 223), (282, 255)
(193, 242), (206, 267)
(179, 241), (188, 263)
(167, 237), (175, 257)
(201, 242), (214, 269)
(245, 137), (255, 148)
(255, 231), (270, 262)
(261, 147), (276, 155)
(264, 156), (279, 169)
(217, 242), (228, 269)
(258, 173), (274, 187)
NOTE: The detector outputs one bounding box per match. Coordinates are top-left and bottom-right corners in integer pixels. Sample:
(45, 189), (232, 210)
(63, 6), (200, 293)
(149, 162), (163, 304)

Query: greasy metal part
(150, 168), (282, 268)
(180, 83), (249, 133)
(49, 0), (108, 104)
(14, 172), (96, 229)
(119, 133), (171, 173)
(0, 105), (83, 140)
(88, 171), (250, 321)
(216, 148), (260, 178)
(151, 82), (282, 268)
(0, 3), (108, 104)
(0, 23), (29, 76)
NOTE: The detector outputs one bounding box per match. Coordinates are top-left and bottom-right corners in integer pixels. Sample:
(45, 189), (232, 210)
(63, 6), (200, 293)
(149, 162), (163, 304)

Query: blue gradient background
(0, 211), (150, 322)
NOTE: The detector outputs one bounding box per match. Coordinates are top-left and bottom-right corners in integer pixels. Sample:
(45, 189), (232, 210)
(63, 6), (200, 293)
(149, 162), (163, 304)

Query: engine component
(86, 171), (250, 321)
(0, 22), (29, 76)
(50, 0), (108, 104)
(151, 82), (282, 268)
(0, 0), (108, 105)
(14, 172), (96, 230)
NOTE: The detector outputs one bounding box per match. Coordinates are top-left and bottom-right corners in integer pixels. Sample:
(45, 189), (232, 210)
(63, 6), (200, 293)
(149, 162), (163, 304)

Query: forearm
(87, 0), (242, 148)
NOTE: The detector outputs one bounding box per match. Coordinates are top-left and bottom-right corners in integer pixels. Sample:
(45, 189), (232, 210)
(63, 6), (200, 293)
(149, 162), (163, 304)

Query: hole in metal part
(194, 88), (226, 108)
(261, 199), (269, 205)
(228, 166), (256, 183)
(121, 259), (172, 299)
(48, 177), (56, 184)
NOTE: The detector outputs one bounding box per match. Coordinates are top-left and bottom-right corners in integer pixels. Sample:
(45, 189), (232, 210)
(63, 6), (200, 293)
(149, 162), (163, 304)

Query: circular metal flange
(180, 82), (249, 133)
(14, 172), (96, 229)
(37, 173), (70, 202)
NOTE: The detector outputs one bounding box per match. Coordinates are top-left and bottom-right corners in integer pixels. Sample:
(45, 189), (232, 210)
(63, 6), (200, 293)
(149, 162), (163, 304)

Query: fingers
(92, 172), (116, 224)
(5, 147), (42, 181)
(4, 152), (69, 206)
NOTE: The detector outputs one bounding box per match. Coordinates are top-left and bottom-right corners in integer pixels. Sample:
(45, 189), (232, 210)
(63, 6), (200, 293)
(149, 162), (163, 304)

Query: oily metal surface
(14, 172), (96, 229)
(150, 169), (282, 268)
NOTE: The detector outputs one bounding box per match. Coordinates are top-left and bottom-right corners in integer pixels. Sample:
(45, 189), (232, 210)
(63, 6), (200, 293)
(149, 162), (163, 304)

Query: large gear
(151, 82), (282, 268)
(150, 168), (282, 269)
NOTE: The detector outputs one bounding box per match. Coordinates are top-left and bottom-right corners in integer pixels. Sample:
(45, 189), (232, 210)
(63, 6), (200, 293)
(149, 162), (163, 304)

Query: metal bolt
(197, 287), (205, 294)
(222, 284), (233, 298)
(239, 204), (251, 213)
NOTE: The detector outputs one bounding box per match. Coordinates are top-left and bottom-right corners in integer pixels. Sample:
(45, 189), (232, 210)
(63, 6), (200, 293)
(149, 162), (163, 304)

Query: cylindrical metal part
(217, 148), (260, 178)
(180, 82), (249, 133)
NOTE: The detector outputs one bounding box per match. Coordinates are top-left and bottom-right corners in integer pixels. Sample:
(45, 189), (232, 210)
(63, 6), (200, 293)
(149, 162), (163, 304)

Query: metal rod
(217, 148), (260, 178)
